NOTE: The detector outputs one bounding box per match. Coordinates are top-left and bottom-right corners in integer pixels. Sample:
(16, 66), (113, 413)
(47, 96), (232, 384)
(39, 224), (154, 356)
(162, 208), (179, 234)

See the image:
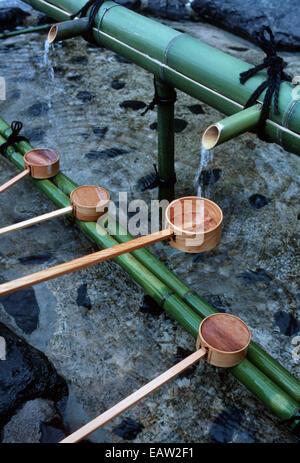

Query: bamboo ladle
(0, 148), (60, 194)
(0, 185), (110, 236)
(0, 195), (223, 297)
(60, 313), (251, 443)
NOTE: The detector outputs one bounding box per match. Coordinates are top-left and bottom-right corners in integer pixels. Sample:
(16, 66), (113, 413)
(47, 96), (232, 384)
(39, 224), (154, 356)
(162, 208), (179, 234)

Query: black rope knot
(239, 26), (292, 139)
(0, 121), (28, 155)
(70, 0), (105, 42)
(142, 78), (177, 116)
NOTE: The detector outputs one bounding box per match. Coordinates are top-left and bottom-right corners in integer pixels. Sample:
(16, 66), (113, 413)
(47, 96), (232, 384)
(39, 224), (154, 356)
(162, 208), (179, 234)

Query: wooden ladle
(0, 196), (223, 296)
(0, 149), (60, 194)
(0, 185), (110, 236)
(60, 313), (251, 443)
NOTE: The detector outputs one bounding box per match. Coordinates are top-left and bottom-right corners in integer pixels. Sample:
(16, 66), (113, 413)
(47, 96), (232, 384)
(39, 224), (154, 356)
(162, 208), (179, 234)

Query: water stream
(194, 146), (214, 197)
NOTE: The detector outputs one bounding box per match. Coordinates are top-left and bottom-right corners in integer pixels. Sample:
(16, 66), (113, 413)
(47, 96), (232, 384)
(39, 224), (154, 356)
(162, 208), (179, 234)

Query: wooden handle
(60, 348), (206, 443)
(0, 206), (73, 236)
(0, 229), (173, 296)
(0, 168), (30, 194)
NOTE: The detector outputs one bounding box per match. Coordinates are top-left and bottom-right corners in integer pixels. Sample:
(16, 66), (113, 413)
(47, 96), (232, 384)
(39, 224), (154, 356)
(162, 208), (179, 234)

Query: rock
(209, 407), (245, 442)
(114, 54), (132, 64)
(237, 268), (272, 285)
(191, 0), (300, 51)
(149, 122), (158, 130)
(198, 168), (222, 186)
(76, 284), (92, 310)
(111, 80), (126, 90)
(0, 8), (29, 32)
(174, 118), (188, 133)
(2, 399), (62, 443)
(71, 56), (88, 65)
(40, 418), (68, 443)
(137, 170), (159, 191)
(274, 311), (300, 337)
(27, 102), (49, 117)
(115, 0), (141, 10)
(175, 347), (196, 378)
(146, 0), (189, 20)
(0, 323), (68, 431)
(76, 91), (94, 102)
(140, 295), (164, 317)
(248, 194), (270, 209)
(36, 13), (56, 26)
(85, 147), (131, 159)
(67, 75), (82, 82)
(24, 128), (45, 143)
(188, 104), (205, 114)
(120, 100), (146, 110)
(112, 418), (144, 440)
(18, 253), (53, 265)
(0, 285), (40, 334)
(92, 126), (108, 138)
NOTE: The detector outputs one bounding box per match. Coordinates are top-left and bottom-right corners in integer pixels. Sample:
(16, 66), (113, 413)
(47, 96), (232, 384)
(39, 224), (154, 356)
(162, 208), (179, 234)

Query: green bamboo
(202, 104), (262, 150)
(156, 78), (176, 203)
(22, 0), (300, 155)
(1, 123), (299, 426)
(48, 18), (89, 43)
(0, 24), (53, 39)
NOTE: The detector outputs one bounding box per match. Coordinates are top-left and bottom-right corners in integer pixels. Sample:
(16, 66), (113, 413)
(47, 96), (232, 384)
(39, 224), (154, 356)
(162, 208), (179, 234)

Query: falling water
(194, 145), (214, 197)
(43, 41), (55, 111)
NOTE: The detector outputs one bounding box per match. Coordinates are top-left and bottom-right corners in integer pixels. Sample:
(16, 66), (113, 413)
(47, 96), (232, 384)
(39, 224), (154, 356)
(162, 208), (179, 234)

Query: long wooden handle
(0, 168), (30, 194)
(0, 229), (173, 296)
(60, 348), (206, 443)
(0, 206), (73, 236)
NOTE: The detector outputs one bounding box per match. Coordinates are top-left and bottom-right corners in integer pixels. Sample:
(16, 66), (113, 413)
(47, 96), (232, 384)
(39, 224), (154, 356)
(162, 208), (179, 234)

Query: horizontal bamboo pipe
(0, 229), (172, 296)
(48, 18), (89, 43)
(0, 168), (30, 194)
(0, 206), (72, 236)
(22, 0), (300, 155)
(202, 104), (262, 150)
(61, 348), (206, 443)
(0, 123), (299, 424)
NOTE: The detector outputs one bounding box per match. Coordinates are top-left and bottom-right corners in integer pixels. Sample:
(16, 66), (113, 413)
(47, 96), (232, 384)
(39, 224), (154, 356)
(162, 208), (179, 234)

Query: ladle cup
(0, 195), (223, 296)
(0, 149), (60, 194)
(0, 185), (110, 236)
(60, 313), (251, 443)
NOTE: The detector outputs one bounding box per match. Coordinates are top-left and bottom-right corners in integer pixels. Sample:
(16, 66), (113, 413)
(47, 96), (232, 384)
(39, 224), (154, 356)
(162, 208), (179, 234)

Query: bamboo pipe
(61, 313), (251, 443)
(0, 118), (300, 410)
(0, 130), (299, 425)
(22, 0), (300, 155)
(202, 104), (262, 150)
(48, 18), (89, 43)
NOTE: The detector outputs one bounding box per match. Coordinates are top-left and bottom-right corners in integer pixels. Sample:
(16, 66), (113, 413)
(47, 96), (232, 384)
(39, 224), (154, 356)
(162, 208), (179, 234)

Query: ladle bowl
(24, 148), (60, 179)
(70, 185), (110, 221)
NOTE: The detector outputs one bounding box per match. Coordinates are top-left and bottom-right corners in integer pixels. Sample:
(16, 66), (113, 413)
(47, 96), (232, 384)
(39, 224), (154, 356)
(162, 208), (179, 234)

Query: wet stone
(114, 54), (132, 64)
(0, 322), (68, 430)
(237, 268), (272, 285)
(76, 91), (94, 103)
(40, 418), (67, 443)
(199, 168), (222, 186)
(111, 80), (126, 90)
(76, 284), (92, 310)
(174, 118), (188, 133)
(67, 75), (82, 82)
(176, 347), (196, 378)
(71, 56), (88, 65)
(0, 286), (39, 334)
(149, 122), (157, 130)
(92, 126), (108, 138)
(85, 147), (131, 159)
(188, 104), (205, 114)
(209, 408), (245, 443)
(120, 100), (146, 110)
(203, 294), (230, 313)
(140, 295), (164, 318)
(18, 253), (53, 265)
(274, 311), (300, 337)
(27, 102), (49, 117)
(24, 128), (45, 143)
(137, 171), (158, 191)
(113, 417), (144, 440)
(248, 194), (270, 209)
(0, 7), (29, 31)
(36, 13), (56, 26)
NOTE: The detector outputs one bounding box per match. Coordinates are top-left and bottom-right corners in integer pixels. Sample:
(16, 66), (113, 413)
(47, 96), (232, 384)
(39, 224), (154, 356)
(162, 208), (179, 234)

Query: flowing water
(0, 2), (299, 444)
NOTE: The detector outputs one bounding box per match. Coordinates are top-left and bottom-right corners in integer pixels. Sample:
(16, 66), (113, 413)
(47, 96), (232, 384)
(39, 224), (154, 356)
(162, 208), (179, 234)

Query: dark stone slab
(113, 417), (144, 440)
(146, 0), (189, 20)
(0, 8), (29, 32)
(274, 310), (300, 337)
(0, 285), (39, 334)
(0, 323), (68, 431)
(209, 407), (244, 442)
(191, 0), (300, 51)
(248, 193), (270, 209)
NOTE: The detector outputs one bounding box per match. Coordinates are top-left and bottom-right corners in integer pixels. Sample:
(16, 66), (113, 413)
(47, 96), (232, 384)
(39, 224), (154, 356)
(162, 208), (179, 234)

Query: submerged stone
(188, 104), (205, 114)
(24, 128), (45, 143)
(176, 347), (196, 378)
(76, 284), (92, 310)
(113, 417), (144, 440)
(0, 286), (39, 334)
(274, 310), (300, 337)
(0, 323), (68, 430)
(92, 126), (108, 138)
(174, 118), (188, 133)
(137, 171), (158, 191)
(85, 147), (131, 159)
(237, 268), (272, 285)
(120, 100), (146, 110)
(209, 407), (245, 442)
(71, 56), (88, 65)
(199, 168), (222, 186)
(0, 8), (29, 32)
(27, 102), (49, 117)
(40, 418), (67, 443)
(140, 295), (163, 317)
(111, 80), (126, 90)
(248, 194), (270, 209)
(76, 91), (94, 103)
(114, 54), (132, 64)
(18, 253), (53, 265)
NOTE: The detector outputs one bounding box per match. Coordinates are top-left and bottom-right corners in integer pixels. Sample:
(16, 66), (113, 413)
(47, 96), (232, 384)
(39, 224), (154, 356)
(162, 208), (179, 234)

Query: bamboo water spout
(22, 0), (300, 155)
(0, 196), (223, 296)
(48, 18), (89, 43)
(202, 105), (262, 150)
(60, 313), (251, 443)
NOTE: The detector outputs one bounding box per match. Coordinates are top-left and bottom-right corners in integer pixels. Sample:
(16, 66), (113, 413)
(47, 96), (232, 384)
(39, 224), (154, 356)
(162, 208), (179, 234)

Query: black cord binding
(0, 121), (28, 155)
